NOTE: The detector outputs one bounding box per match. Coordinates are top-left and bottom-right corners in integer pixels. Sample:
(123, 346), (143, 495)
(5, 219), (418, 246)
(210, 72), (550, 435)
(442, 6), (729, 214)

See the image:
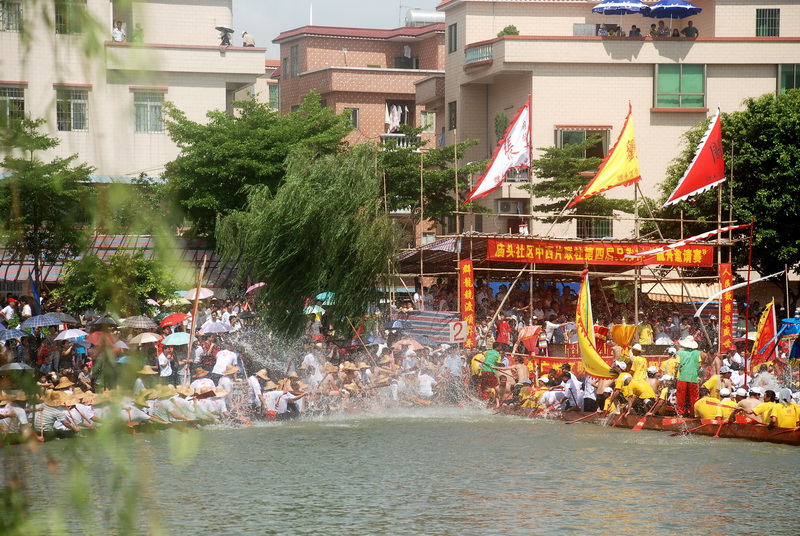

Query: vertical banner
(459, 260), (476, 347)
(719, 263), (734, 352)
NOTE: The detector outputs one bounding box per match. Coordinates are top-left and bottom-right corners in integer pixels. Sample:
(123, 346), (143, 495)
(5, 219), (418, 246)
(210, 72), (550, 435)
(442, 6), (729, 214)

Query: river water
(6, 406), (800, 535)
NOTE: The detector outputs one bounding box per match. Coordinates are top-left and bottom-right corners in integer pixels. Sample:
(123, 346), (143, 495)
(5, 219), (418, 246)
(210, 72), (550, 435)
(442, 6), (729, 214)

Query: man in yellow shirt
(751, 389), (778, 426)
(715, 388), (737, 420)
(693, 387), (721, 420)
(630, 344), (648, 381)
(770, 389), (800, 429)
(623, 375), (657, 415)
(661, 347), (679, 377)
(703, 366), (733, 400)
(649, 374), (673, 416)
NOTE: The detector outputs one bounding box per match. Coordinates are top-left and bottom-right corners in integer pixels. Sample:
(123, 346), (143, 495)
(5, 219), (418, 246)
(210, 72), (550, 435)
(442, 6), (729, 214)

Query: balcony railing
(380, 133), (421, 149)
(465, 43), (493, 64)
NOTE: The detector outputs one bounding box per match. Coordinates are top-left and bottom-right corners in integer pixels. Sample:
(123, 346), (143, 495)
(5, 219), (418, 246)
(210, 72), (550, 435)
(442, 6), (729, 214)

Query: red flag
(465, 98), (530, 203)
(752, 300), (777, 369)
(664, 108), (725, 207)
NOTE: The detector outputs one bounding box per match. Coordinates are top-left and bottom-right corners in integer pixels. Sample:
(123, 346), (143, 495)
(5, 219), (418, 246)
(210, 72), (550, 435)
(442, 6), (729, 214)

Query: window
(394, 56), (419, 69)
(282, 57), (289, 79)
(576, 218), (613, 239)
(447, 101), (457, 131)
(344, 107), (359, 129)
(56, 89), (88, 131)
(0, 87), (24, 122)
(290, 45), (299, 78)
(780, 65), (800, 94)
(655, 64), (705, 108)
(133, 91), (164, 133)
(1, 0), (22, 32)
(268, 84), (279, 109)
(422, 232), (436, 245)
(448, 23), (457, 53)
(555, 128), (609, 159)
(420, 111), (435, 133)
(756, 8), (780, 37)
(55, 0), (87, 35)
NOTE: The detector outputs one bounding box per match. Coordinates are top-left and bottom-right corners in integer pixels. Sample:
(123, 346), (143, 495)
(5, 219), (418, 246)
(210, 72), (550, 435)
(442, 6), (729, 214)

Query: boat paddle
(611, 410), (628, 428)
(669, 422), (710, 437)
(632, 409), (654, 431)
(565, 410), (601, 424)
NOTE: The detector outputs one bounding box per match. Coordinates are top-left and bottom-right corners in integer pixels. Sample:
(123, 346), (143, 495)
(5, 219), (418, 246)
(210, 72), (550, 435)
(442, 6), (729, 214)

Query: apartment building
(0, 0), (265, 180)
(235, 59), (281, 109)
(273, 20), (446, 147)
(438, 0), (800, 237)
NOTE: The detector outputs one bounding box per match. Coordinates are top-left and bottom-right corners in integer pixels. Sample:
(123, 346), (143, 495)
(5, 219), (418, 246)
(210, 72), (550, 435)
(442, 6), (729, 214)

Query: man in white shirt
(211, 347), (238, 382)
(157, 346), (173, 381)
(417, 367), (438, 400)
(111, 20), (126, 42)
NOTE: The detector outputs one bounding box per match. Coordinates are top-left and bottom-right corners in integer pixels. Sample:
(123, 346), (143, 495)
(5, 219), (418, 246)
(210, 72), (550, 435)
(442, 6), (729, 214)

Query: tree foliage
(649, 90), (800, 308)
(162, 92), (353, 240)
(217, 144), (399, 338)
(497, 25), (520, 37)
(0, 118), (93, 286)
(53, 252), (177, 316)
(521, 136), (634, 221)
(379, 125), (485, 223)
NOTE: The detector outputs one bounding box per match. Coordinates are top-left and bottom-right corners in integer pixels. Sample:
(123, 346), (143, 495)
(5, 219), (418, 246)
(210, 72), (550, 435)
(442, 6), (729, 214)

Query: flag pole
(527, 93), (534, 318)
(744, 217), (755, 364)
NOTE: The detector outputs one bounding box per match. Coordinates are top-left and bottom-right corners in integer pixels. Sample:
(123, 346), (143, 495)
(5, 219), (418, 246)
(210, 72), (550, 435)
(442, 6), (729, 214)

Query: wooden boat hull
(499, 407), (800, 446)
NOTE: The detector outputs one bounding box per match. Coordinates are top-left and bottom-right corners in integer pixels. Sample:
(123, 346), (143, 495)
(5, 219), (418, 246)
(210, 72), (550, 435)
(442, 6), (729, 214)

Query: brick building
(273, 23), (446, 147)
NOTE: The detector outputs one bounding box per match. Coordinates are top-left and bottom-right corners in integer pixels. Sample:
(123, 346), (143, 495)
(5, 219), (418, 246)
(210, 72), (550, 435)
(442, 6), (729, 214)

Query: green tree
(0, 118), (93, 289)
(162, 92), (353, 240)
(651, 90), (800, 308)
(379, 125), (484, 223)
(497, 25), (520, 37)
(217, 144), (398, 338)
(521, 136), (634, 226)
(53, 251), (177, 316)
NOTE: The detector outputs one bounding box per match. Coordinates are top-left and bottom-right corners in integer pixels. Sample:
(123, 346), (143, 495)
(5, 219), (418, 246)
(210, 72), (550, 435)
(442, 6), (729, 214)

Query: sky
(233, 0), (441, 59)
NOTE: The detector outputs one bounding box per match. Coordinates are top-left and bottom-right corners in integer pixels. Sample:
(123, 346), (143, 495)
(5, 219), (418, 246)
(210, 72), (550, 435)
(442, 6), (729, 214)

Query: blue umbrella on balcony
(592, 0), (649, 34)
(643, 0), (702, 19)
(592, 0), (649, 15)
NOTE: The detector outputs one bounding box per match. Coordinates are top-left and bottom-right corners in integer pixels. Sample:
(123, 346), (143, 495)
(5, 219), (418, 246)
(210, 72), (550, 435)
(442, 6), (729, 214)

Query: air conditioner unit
(496, 200), (525, 214)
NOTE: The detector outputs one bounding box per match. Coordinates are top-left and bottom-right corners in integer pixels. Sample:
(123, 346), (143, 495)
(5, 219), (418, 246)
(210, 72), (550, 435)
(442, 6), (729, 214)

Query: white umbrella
(0, 362), (35, 371)
(55, 328), (88, 341)
(129, 332), (162, 345)
(199, 321), (231, 334)
(185, 287), (214, 300)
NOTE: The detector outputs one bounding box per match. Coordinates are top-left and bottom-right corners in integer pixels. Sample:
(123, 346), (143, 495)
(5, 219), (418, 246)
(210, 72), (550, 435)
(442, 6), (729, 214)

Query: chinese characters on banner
(719, 262), (734, 352)
(487, 239), (714, 267)
(459, 260), (476, 347)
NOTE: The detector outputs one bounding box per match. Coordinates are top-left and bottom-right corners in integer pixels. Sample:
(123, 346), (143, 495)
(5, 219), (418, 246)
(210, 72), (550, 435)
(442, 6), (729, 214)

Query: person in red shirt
(494, 313), (511, 346)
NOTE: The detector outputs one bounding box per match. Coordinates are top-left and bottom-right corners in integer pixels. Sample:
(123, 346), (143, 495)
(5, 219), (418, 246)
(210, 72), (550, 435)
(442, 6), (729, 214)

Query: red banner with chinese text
(719, 263), (734, 352)
(487, 239), (714, 267)
(459, 259), (476, 347)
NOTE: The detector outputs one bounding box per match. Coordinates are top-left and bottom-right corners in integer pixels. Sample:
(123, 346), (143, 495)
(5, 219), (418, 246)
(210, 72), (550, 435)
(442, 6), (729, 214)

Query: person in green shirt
(477, 342), (503, 397)
(675, 335), (701, 416)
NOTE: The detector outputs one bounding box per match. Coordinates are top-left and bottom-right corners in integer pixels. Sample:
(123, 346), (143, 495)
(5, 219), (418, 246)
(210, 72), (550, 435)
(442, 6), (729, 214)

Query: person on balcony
(242, 31), (256, 47)
(657, 21), (670, 37)
(648, 24), (658, 37)
(629, 25), (641, 37)
(681, 21), (699, 38)
(112, 20), (126, 42)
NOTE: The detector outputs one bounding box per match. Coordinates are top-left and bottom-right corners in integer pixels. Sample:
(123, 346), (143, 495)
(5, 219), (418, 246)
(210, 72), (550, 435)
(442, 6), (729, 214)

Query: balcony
(463, 35), (800, 75)
(380, 133), (422, 149)
(414, 74), (445, 109)
(104, 42), (266, 77)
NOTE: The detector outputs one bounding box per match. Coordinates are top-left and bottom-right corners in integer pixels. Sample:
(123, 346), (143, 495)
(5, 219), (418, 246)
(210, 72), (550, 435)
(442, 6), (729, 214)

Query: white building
(0, 0), (265, 180)
(437, 0), (800, 238)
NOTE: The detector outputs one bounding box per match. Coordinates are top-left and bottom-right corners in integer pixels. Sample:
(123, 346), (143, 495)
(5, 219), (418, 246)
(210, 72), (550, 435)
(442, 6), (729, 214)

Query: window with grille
(555, 128), (609, 159)
(290, 45), (299, 78)
(420, 111), (435, 133)
(344, 107), (359, 129)
(268, 84), (279, 109)
(0, 87), (24, 122)
(779, 65), (799, 93)
(1, 0), (22, 32)
(756, 9), (779, 37)
(134, 92), (164, 133)
(655, 64), (705, 108)
(56, 89), (88, 131)
(55, 0), (87, 35)
(576, 218), (613, 239)
(448, 101), (457, 131)
(448, 23), (457, 53)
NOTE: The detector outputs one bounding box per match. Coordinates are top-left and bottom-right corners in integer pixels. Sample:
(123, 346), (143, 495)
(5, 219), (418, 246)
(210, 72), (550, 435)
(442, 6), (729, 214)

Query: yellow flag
(576, 270), (613, 379)
(569, 104), (641, 207)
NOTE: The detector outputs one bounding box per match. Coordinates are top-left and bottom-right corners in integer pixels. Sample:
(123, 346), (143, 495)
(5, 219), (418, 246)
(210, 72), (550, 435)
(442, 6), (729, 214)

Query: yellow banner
(576, 270), (614, 378)
(570, 104), (641, 207)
